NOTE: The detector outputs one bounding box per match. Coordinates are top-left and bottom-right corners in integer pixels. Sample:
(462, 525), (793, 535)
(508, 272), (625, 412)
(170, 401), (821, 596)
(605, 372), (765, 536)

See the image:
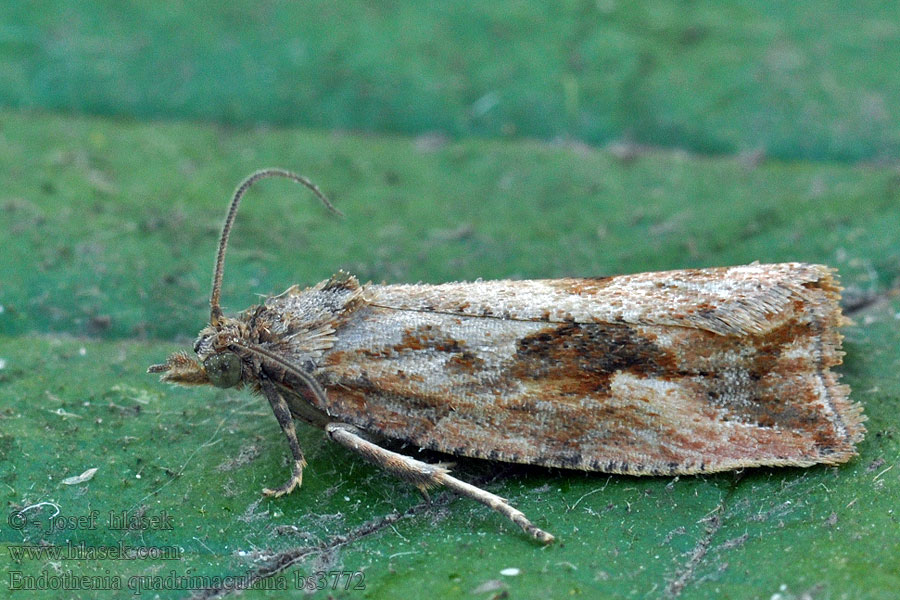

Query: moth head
(149, 168), (339, 393)
(148, 324), (246, 388)
(200, 351), (243, 388)
(193, 326), (247, 388)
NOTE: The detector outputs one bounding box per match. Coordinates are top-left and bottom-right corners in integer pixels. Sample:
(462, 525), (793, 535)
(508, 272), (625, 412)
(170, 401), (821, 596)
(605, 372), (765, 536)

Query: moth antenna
(210, 168), (342, 328)
(231, 341), (330, 406)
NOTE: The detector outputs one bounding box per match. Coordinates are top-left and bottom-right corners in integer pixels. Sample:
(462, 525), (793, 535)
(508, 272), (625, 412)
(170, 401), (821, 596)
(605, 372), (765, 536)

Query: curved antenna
(230, 341), (329, 406)
(210, 168), (342, 327)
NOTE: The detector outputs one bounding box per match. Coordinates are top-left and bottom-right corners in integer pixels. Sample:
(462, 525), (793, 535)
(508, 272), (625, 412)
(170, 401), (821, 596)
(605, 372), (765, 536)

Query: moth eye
(203, 352), (242, 388)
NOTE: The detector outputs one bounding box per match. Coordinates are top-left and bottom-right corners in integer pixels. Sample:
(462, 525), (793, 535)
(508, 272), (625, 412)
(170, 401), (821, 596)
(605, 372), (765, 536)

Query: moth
(150, 169), (866, 544)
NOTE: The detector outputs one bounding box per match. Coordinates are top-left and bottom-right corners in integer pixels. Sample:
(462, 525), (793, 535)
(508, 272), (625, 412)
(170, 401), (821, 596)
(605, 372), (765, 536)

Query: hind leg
(325, 422), (554, 543)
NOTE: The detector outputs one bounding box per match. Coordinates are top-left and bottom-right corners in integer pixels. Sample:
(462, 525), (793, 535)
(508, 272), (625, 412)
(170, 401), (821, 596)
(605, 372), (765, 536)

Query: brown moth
(150, 169), (866, 544)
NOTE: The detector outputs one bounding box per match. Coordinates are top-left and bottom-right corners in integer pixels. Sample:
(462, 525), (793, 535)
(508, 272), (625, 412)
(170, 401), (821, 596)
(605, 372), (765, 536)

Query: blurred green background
(1, 2), (898, 599)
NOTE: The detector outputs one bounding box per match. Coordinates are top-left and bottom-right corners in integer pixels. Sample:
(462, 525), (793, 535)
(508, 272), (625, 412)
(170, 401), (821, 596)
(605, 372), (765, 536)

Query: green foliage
(1, 2), (899, 160)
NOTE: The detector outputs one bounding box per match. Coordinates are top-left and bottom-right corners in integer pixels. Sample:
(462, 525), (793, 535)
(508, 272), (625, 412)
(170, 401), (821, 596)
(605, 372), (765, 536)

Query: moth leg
(260, 380), (307, 498)
(325, 422), (554, 544)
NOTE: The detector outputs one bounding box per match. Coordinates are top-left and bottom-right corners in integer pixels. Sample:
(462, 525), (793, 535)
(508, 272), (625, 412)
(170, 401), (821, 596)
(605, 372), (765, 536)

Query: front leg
(260, 379), (306, 497)
(325, 423), (555, 544)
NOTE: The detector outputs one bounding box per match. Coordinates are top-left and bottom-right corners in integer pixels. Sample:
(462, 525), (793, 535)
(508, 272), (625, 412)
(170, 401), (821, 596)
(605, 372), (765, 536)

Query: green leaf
(1, 111), (898, 599)
(1, 2), (899, 161)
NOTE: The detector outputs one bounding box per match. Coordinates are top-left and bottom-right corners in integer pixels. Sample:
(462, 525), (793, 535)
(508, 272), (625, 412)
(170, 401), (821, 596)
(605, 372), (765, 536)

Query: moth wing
(365, 262), (845, 336)
(311, 263), (863, 475)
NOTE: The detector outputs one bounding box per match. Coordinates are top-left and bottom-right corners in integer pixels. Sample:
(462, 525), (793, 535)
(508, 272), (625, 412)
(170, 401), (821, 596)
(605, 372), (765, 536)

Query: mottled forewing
(369, 263), (841, 336)
(314, 264), (864, 475)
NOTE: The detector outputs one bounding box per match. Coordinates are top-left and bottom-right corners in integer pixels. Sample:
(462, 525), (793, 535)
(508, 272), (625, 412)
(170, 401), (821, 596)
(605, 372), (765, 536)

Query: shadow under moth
(150, 169), (866, 544)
